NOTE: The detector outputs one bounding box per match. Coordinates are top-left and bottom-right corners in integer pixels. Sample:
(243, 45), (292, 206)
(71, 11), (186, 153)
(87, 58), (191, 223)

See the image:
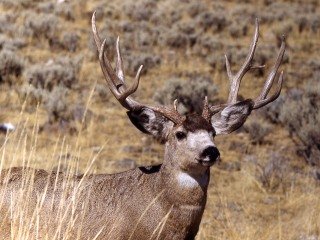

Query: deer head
(92, 13), (285, 180)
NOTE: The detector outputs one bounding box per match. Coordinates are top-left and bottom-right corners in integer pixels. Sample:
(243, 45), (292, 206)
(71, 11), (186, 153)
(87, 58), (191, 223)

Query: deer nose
(201, 146), (220, 163)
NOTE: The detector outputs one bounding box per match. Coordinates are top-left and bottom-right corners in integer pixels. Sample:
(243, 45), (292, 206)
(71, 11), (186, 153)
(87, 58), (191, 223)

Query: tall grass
(0, 86), (104, 239)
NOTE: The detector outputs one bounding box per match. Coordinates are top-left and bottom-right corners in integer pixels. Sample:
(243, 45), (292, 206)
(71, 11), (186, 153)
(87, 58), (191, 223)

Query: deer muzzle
(198, 146), (220, 166)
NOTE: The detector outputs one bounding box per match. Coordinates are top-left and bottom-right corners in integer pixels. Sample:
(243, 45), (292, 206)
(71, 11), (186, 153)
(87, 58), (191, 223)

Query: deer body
(0, 13), (286, 240)
(0, 158), (209, 239)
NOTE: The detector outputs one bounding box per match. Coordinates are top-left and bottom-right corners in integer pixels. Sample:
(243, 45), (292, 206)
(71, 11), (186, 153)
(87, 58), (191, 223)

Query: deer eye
(175, 131), (186, 140)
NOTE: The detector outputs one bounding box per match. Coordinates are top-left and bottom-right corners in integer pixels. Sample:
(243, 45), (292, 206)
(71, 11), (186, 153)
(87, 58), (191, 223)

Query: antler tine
(226, 18), (260, 104)
(116, 36), (125, 83)
(205, 19), (260, 117)
(91, 11), (102, 48)
(253, 71), (284, 109)
(93, 12), (143, 110)
(119, 65), (143, 101)
(99, 39), (120, 99)
(202, 96), (211, 121)
(92, 11), (184, 124)
(257, 37), (286, 100)
(204, 19), (285, 119)
(99, 39), (144, 107)
(92, 12), (122, 88)
(149, 105), (185, 125)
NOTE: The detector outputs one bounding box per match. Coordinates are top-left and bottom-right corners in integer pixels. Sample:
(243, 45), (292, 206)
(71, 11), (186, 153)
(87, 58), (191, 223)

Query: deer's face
(165, 114), (220, 173)
(128, 110), (229, 175)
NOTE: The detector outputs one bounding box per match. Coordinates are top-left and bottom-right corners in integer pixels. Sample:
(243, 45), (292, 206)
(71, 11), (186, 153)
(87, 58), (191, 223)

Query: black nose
(201, 146), (220, 162)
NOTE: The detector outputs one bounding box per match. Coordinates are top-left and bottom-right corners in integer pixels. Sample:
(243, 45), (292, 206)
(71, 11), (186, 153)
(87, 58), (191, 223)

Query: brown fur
(183, 114), (214, 133)
(0, 164), (208, 239)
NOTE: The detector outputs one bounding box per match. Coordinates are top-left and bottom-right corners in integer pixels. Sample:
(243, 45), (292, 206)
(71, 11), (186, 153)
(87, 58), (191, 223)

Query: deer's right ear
(211, 99), (254, 135)
(127, 108), (174, 141)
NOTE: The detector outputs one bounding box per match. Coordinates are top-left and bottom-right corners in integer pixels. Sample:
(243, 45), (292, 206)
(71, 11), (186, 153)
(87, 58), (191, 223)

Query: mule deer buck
(0, 13), (285, 239)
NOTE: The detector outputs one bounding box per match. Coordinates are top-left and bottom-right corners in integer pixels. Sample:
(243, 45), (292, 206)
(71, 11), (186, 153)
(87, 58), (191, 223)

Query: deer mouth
(196, 158), (218, 167)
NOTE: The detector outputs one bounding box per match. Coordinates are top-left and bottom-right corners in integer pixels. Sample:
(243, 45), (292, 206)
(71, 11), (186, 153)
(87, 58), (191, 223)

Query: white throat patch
(177, 172), (207, 188)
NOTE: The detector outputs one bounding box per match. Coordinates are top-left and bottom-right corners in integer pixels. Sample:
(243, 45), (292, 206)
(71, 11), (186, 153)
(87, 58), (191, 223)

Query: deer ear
(127, 108), (174, 141)
(211, 99), (254, 135)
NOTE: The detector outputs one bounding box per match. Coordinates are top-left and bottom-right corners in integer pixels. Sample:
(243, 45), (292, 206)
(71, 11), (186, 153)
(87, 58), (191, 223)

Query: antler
(91, 12), (184, 125)
(202, 19), (286, 121)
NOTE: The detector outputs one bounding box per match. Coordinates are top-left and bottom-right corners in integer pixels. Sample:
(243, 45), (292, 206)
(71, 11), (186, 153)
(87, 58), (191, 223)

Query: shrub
(228, 21), (248, 38)
(0, 13), (16, 34)
(163, 29), (188, 49)
(24, 56), (82, 91)
(261, 95), (285, 124)
(272, 20), (294, 46)
(244, 117), (271, 144)
(177, 21), (196, 35)
(265, 72), (320, 166)
(61, 32), (79, 52)
(1, 0), (42, 8)
(124, 1), (157, 22)
(187, 2), (206, 18)
(21, 56), (83, 126)
(153, 75), (219, 114)
(126, 53), (161, 76)
(0, 50), (25, 85)
(128, 23), (157, 48)
(229, 5), (256, 24)
(260, 2), (292, 23)
(0, 35), (27, 51)
(295, 14), (320, 33)
(195, 35), (223, 57)
(37, 2), (55, 13)
(23, 11), (58, 41)
(95, 83), (110, 101)
(87, 25), (115, 60)
(196, 11), (227, 32)
(206, 54), (226, 72)
(168, 9), (183, 25)
(45, 85), (70, 124)
(20, 83), (92, 130)
(54, 2), (75, 21)
(256, 152), (290, 192)
(19, 83), (47, 106)
(42, 85), (92, 132)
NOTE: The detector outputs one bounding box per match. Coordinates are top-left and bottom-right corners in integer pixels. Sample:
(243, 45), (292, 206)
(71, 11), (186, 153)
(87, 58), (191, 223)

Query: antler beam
(206, 19), (286, 117)
(92, 11), (184, 124)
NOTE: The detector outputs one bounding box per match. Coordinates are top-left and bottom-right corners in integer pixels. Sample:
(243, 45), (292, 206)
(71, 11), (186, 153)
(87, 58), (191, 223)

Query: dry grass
(0, 0), (320, 239)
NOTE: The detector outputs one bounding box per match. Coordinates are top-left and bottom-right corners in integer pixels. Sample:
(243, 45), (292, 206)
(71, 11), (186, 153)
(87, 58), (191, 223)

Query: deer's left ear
(211, 99), (254, 135)
(127, 108), (174, 142)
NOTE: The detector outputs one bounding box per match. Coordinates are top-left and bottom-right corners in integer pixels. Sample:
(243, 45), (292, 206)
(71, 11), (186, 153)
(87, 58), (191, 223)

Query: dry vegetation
(0, 0), (319, 239)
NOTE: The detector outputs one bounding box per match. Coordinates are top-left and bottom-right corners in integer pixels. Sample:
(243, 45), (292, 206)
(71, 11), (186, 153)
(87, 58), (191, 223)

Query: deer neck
(160, 148), (210, 207)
